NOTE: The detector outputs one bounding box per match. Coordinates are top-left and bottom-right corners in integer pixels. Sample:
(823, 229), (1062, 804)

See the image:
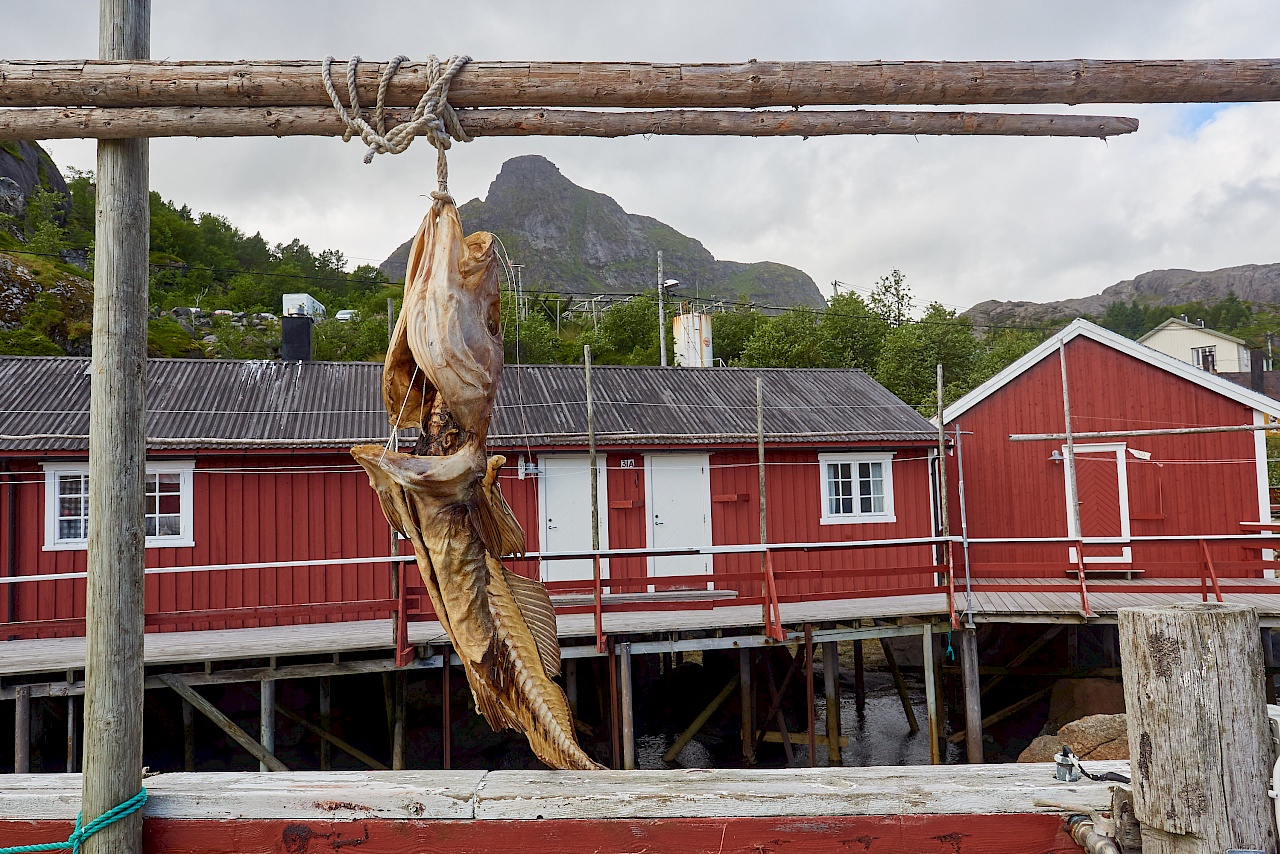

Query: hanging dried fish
(352, 199), (600, 770)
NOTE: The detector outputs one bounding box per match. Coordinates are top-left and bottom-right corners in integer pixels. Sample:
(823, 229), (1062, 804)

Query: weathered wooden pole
(739, 649), (755, 766)
(0, 106), (1140, 140)
(822, 642), (841, 766)
(317, 678), (330, 771)
(259, 679), (275, 772)
(66, 695), (78, 773)
(853, 639), (866, 714)
(392, 672), (406, 771)
(959, 629), (983, 763)
(1118, 603), (1278, 854)
(757, 378), (768, 626)
(619, 642), (635, 770)
(921, 627), (940, 765)
(14, 685), (30, 773)
(81, 0), (148, 851)
(181, 698), (195, 771)
(585, 346), (604, 652)
(441, 658), (451, 770)
(2, 58), (1278, 108)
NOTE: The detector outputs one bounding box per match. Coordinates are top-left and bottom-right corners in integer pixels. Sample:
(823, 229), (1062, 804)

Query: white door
(538, 455), (609, 583)
(645, 454), (712, 583)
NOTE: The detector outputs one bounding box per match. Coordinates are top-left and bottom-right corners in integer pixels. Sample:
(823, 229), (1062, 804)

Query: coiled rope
(0, 789), (148, 854)
(321, 54), (473, 202)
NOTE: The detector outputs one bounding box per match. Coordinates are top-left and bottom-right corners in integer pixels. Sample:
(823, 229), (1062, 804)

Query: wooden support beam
(1012, 422), (1280, 441)
(662, 674), (738, 765)
(1, 58), (1277, 109)
(441, 658), (451, 770)
(392, 672), (406, 771)
(619, 642), (635, 771)
(949, 684), (1054, 745)
(757, 650), (799, 766)
(565, 658), (578, 718)
(181, 698), (194, 772)
(804, 625), (816, 767)
(317, 677), (330, 771)
(1119, 604), (1276, 854)
(157, 674), (287, 772)
(762, 731), (849, 748)
(980, 625), (1063, 696)
(14, 685), (29, 773)
(959, 628), (983, 762)
(739, 649), (755, 766)
(0, 106), (1139, 140)
(81, 3), (149, 853)
(821, 642), (840, 766)
(922, 628), (939, 765)
(259, 678), (275, 773)
(273, 705), (388, 772)
(66, 695), (77, 773)
(853, 639), (865, 714)
(879, 637), (919, 735)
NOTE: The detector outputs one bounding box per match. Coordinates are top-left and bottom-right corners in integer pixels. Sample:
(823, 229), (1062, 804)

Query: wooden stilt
(739, 648), (755, 766)
(441, 655), (451, 770)
(565, 658), (579, 718)
(922, 628), (939, 765)
(158, 675), (286, 771)
(14, 685), (30, 773)
(959, 627), (983, 763)
(853, 639), (865, 714)
(1264, 628), (1277, 705)
(81, 2), (149, 852)
(181, 698), (195, 772)
(1066, 626), (1079, 669)
(662, 675), (738, 764)
(607, 641), (621, 769)
(822, 642), (841, 766)
(619, 643), (635, 770)
(274, 706), (387, 771)
(318, 677), (330, 771)
(259, 679), (275, 773)
(804, 625), (816, 767)
(879, 637), (919, 734)
(932, 632), (947, 761)
(949, 685), (1054, 745)
(392, 672), (406, 771)
(66, 694), (77, 773)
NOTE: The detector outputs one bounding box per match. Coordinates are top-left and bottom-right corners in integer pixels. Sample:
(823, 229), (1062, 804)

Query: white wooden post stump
(1118, 603), (1278, 854)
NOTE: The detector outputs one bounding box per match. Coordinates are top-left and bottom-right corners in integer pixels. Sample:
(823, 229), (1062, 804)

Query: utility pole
(83, 1), (149, 853)
(657, 251), (667, 367)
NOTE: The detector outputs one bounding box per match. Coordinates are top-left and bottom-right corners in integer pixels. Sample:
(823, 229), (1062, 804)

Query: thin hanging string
(321, 54), (473, 202)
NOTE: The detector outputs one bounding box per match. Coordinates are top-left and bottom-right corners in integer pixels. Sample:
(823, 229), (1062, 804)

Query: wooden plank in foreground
(0, 58), (1277, 108)
(0, 106), (1139, 140)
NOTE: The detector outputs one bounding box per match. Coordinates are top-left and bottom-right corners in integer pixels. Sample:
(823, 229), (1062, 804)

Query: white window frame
(1191, 345), (1217, 372)
(818, 452), (896, 525)
(42, 460), (196, 551)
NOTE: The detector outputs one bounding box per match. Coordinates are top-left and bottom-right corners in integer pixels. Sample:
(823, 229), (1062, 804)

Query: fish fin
(382, 209), (439, 428)
(461, 655), (514, 732)
(471, 455), (527, 557)
(502, 567), (561, 679)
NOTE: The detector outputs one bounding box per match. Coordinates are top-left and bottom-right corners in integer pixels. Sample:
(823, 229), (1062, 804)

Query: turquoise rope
(0, 788), (147, 854)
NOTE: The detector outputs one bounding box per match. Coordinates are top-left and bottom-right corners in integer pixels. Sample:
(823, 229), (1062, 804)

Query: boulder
(1017, 713), (1129, 762)
(1042, 678), (1125, 734)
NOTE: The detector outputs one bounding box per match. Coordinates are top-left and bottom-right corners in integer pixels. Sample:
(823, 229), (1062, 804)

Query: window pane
(59, 518), (83, 539)
(157, 515), (181, 537)
(158, 494), (181, 515)
(158, 472), (181, 491)
(827, 462), (855, 515)
(145, 516), (157, 537)
(145, 495), (157, 515)
(858, 462), (885, 515)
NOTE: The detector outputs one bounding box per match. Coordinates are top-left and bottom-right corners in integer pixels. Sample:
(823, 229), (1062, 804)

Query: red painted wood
(948, 336), (1267, 578)
(606, 453), (647, 593)
(0, 814), (1082, 854)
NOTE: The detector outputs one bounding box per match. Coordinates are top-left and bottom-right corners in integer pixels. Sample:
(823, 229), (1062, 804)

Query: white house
(1137, 316), (1251, 373)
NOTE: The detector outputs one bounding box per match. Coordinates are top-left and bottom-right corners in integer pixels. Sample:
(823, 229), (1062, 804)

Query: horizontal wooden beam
(0, 59), (1276, 109)
(1010, 422), (1278, 441)
(0, 106), (1139, 140)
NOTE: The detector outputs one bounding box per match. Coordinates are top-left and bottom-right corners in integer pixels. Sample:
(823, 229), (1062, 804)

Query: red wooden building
(942, 319), (1280, 580)
(0, 358), (942, 638)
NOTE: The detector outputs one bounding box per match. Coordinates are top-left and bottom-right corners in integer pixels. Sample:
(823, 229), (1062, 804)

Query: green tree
(819, 292), (888, 370)
(314, 315), (390, 361)
(711, 308), (764, 364)
(971, 327), (1042, 386)
(868, 269), (913, 326)
(874, 304), (979, 410)
(579, 294), (672, 365)
(737, 307), (839, 368)
(501, 290), (562, 364)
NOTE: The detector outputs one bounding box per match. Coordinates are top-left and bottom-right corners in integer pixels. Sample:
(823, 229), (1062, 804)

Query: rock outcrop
(380, 155), (826, 309)
(1018, 713), (1129, 762)
(0, 141), (70, 219)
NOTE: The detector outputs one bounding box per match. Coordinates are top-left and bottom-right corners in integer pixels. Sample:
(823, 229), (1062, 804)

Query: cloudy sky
(8, 1), (1280, 309)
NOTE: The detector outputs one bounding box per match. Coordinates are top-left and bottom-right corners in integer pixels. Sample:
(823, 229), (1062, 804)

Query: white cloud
(16, 1), (1280, 308)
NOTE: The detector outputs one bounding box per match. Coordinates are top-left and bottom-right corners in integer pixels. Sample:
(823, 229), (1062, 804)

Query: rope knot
(321, 54), (472, 195)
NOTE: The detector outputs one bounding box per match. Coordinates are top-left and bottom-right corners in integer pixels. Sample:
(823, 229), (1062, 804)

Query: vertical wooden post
(922, 627), (940, 764)
(935, 365), (952, 597)
(259, 679), (275, 772)
(392, 671), (406, 770)
(757, 377), (768, 625)
(66, 694), (78, 773)
(14, 685), (30, 773)
(585, 346), (604, 652)
(181, 698), (195, 772)
(607, 640), (621, 768)
(739, 648), (755, 766)
(82, 2), (149, 850)
(804, 624), (816, 766)
(565, 658), (579, 717)
(1264, 628), (1278, 705)
(441, 656), (451, 770)
(619, 642), (635, 770)
(822, 641), (841, 766)
(1059, 341), (1084, 566)
(1118, 603), (1277, 854)
(318, 678), (331, 770)
(880, 637), (919, 734)
(959, 627), (983, 763)
(853, 639), (865, 714)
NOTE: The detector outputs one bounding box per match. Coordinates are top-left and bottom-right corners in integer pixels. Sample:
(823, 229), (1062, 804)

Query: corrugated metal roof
(0, 357), (934, 452)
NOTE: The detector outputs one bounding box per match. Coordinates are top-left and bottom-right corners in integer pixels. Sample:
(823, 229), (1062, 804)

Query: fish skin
(353, 198), (601, 771)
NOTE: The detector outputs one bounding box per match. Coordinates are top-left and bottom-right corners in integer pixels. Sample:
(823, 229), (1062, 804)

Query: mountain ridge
(964, 262), (1280, 328)
(379, 155), (826, 309)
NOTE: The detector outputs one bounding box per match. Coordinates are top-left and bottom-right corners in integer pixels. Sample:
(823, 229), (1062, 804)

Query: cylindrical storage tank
(673, 312), (713, 368)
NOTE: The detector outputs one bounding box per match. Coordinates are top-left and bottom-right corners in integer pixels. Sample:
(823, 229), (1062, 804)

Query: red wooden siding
(947, 336), (1266, 577)
(605, 453), (648, 593)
